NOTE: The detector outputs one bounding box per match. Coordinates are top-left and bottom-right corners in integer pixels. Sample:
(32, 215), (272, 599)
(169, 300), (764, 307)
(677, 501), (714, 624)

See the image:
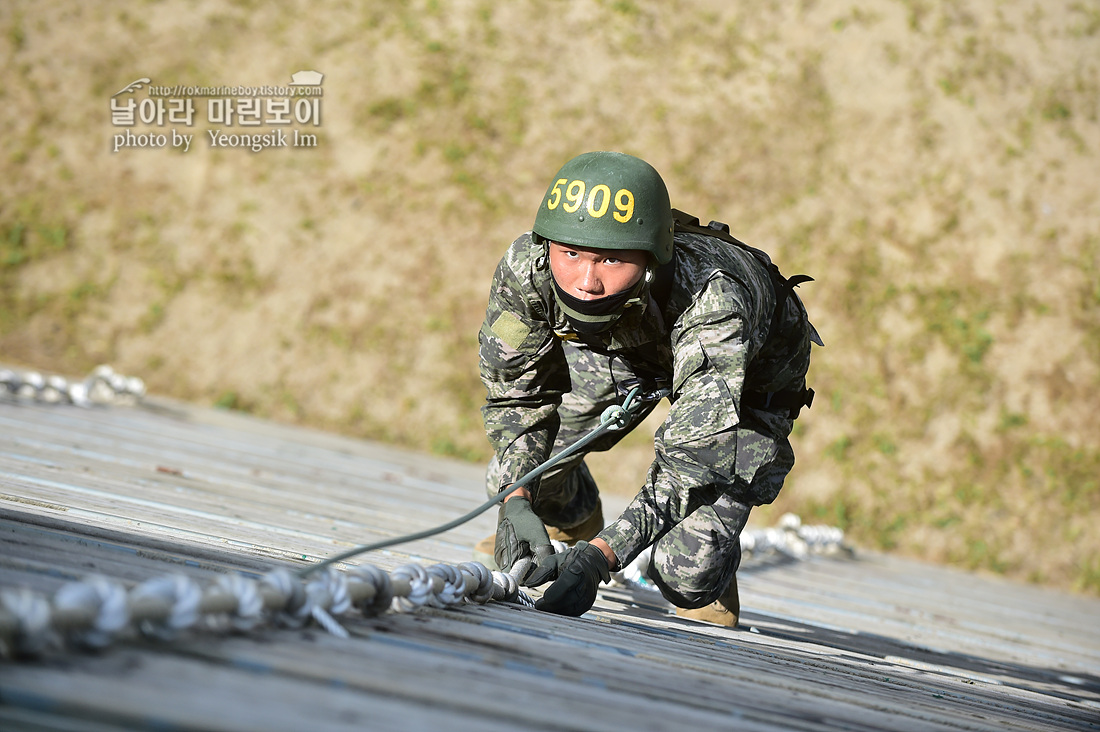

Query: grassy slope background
(1, 0), (1097, 594)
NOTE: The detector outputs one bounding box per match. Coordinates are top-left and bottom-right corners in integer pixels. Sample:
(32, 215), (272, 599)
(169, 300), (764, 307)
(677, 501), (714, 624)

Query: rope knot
(391, 564), (434, 612)
(457, 562), (495, 604)
(426, 564), (467, 607)
(347, 565), (394, 617)
(213, 574), (263, 632)
(261, 568), (310, 627)
(1, 587), (56, 657)
(600, 404), (630, 430)
(131, 575), (202, 641)
(53, 575), (130, 649)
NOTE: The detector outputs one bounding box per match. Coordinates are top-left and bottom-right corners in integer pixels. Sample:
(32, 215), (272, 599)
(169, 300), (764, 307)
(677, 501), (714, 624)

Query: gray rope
(610, 513), (848, 591)
(297, 386), (657, 577)
(131, 575), (203, 641)
(0, 365), (145, 406)
(52, 575), (130, 649)
(0, 559), (533, 658)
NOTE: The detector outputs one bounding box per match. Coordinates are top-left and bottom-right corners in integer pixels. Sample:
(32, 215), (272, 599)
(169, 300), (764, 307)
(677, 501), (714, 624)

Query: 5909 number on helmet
(546, 178), (635, 223)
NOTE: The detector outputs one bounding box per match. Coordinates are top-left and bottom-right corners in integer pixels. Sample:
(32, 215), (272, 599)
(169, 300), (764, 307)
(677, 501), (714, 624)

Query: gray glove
(494, 496), (554, 577)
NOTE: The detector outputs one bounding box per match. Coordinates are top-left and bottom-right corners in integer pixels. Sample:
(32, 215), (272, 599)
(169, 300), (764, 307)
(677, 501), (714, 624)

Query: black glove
(524, 549), (569, 587)
(494, 496), (553, 576)
(532, 541), (611, 617)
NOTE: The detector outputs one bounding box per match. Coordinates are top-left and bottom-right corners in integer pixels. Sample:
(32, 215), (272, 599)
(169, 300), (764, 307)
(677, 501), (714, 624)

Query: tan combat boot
(472, 534), (499, 570)
(675, 574), (740, 627)
(546, 498), (604, 546)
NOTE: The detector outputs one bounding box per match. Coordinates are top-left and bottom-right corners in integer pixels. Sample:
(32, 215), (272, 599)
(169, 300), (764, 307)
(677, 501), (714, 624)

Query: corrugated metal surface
(1, 396), (1097, 731)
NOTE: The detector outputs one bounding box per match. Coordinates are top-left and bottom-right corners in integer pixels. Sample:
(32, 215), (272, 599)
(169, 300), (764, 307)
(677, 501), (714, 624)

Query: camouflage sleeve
(478, 238), (571, 492)
(600, 274), (770, 563)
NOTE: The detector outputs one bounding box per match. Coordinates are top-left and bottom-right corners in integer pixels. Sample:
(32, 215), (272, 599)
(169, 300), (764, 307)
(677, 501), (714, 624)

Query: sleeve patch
(491, 311), (532, 351)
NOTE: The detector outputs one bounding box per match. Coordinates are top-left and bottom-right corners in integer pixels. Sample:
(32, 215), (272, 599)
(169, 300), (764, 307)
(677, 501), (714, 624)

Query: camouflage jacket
(479, 230), (816, 514)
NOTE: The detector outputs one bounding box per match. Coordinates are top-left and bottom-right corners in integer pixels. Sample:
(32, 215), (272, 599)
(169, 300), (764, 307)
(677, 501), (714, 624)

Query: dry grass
(1, 0), (1097, 594)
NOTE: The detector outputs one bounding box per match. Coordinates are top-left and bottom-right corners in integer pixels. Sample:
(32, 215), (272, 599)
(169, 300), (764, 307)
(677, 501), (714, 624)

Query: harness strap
(664, 208), (814, 295)
(742, 387), (816, 420)
(671, 209), (815, 341)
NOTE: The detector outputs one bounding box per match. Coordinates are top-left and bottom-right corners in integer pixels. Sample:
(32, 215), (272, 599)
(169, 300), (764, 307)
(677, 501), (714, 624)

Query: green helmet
(532, 151), (674, 265)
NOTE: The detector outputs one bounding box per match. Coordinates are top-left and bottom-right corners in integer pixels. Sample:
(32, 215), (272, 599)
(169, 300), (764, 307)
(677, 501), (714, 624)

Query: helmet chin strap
(550, 268), (650, 336)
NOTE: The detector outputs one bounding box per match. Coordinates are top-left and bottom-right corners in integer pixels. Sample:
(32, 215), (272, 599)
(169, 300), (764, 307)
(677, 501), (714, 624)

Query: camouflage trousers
(484, 342), (658, 530)
(485, 340), (795, 609)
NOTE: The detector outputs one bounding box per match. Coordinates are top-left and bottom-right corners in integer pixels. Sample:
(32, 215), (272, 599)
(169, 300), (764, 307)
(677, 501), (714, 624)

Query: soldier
(478, 151), (822, 624)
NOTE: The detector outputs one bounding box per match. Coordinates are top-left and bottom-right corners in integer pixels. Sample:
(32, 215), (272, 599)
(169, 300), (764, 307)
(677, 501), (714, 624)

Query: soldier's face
(548, 242), (648, 301)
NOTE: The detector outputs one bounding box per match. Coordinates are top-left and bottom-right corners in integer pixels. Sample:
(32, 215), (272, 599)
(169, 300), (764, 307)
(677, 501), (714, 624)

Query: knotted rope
(1, 365), (145, 407)
(611, 514), (847, 591)
(0, 560), (532, 658)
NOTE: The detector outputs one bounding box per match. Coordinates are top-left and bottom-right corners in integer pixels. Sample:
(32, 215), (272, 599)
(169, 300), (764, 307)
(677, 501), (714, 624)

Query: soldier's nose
(576, 267), (602, 298)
